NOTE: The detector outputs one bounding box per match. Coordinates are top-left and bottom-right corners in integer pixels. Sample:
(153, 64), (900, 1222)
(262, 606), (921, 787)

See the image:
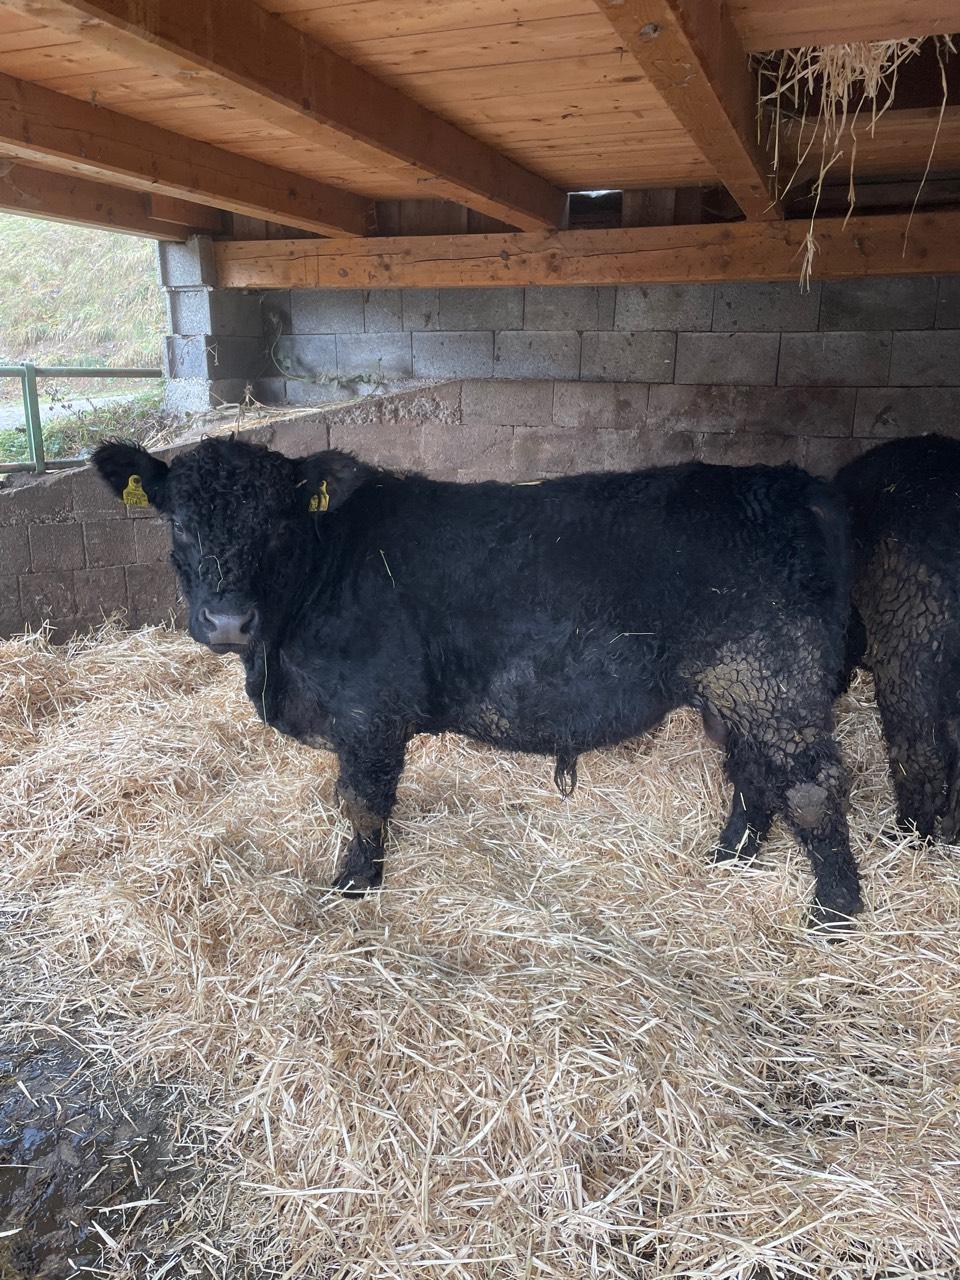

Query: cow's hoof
(331, 839), (383, 898)
(332, 866), (382, 898)
(710, 841), (761, 866)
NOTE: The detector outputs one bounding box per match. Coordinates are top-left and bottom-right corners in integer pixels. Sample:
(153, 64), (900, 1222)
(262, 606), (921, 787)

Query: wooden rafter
(591, 0), (778, 221)
(0, 70), (371, 237)
(147, 195), (222, 235)
(213, 211), (960, 289)
(3, 0), (569, 232)
(0, 160), (217, 238)
(730, 0), (960, 53)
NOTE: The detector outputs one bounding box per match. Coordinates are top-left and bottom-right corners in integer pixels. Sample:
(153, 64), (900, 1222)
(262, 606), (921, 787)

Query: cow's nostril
(201, 606), (257, 646)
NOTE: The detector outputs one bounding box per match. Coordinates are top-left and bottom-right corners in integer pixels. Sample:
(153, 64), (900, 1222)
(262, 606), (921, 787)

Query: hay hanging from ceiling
(3, 622), (960, 1277)
(756, 38), (955, 284)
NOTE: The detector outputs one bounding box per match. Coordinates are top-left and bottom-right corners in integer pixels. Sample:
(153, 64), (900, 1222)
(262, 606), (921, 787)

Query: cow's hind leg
(700, 653), (862, 929)
(332, 734), (406, 897)
(712, 739), (776, 864)
(780, 736), (863, 930)
(723, 728), (861, 929)
(703, 706), (774, 862)
(872, 655), (948, 840)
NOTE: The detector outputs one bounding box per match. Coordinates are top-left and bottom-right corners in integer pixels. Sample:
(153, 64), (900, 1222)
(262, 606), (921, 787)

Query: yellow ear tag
(121, 474), (149, 507)
(308, 480), (330, 513)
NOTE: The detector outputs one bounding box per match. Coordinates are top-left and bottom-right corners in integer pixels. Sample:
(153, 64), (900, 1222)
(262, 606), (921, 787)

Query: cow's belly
(453, 650), (671, 755)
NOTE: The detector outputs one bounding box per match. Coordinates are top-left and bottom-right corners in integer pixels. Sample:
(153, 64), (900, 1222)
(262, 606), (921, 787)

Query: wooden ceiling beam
(0, 159), (214, 238)
(3, 0), (568, 232)
(730, 0), (960, 54)
(0, 69), (371, 237)
(147, 194), (223, 235)
(213, 211), (960, 289)
(591, 0), (778, 222)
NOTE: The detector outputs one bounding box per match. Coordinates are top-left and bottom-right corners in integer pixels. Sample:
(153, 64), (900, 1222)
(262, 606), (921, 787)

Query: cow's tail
(804, 473), (855, 692)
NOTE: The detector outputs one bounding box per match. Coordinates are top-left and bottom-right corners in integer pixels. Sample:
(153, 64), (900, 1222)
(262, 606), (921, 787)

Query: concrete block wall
(0, 467), (179, 639)
(158, 240), (960, 470)
(258, 273), (960, 478)
(159, 245), (960, 472)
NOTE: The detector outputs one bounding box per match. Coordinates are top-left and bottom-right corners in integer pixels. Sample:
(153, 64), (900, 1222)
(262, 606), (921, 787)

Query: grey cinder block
(820, 276), (938, 331)
(524, 286), (601, 331)
(164, 335), (269, 381)
(134, 519), (171, 565)
(363, 290), (403, 333)
(125, 563), (178, 617)
(698, 432), (802, 467)
(854, 386), (960, 436)
(461, 379), (554, 427)
(553, 381), (649, 430)
(675, 332), (780, 386)
(336, 333), (413, 380)
(0, 526), (30, 575)
(647, 384), (855, 436)
(168, 289), (267, 338)
(329, 420), (424, 472)
(72, 469), (119, 520)
(422, 422), (512, 475)
(402, 288), (440, 331)
(888, 331), (960, 386)
(157, 236), (216, 289)
(3, 476), (74, 526)
(713, 282), (821, 332)
(438, 288), (523, 331)
(936, 277), (960, 328)
(494, 332), (581, 380)
(28, 522), (85, 572)
(778, 332), (891, 386)
(83, 520), (136, 569)
(414, 332), (494, 379)
(20, 570), (76, 622)
(290, 289), (364, 334)
(0, 574), (22, 636)
(580, 331), (675, 382)
(272, 335), (338, 380)
(615, 284), (714, 332)
(74, 567), (128, 619)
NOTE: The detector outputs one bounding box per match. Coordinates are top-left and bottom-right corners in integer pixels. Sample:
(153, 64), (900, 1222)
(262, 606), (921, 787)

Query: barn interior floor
(1, 623), (958, 1278)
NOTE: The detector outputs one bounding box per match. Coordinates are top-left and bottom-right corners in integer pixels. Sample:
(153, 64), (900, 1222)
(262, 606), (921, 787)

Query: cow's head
(93, 437), (367, 654)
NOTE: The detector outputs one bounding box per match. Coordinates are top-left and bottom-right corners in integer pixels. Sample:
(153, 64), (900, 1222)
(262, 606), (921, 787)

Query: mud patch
(0, 1033), (174, 1279)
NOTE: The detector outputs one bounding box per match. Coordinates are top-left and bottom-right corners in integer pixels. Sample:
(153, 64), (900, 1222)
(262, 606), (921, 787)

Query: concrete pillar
(157, 236), (286, 416)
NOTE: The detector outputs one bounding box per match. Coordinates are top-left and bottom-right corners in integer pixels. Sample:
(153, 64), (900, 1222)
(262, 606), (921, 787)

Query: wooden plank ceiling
(0, 0), (956, 273)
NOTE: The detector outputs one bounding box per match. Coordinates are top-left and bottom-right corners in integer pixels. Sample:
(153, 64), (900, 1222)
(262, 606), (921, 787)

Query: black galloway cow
(93, 437), (863, 927)
(837, 434), (960, 842)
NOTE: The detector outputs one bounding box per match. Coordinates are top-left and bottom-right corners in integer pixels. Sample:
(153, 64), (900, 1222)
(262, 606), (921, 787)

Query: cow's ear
(296, 450), (370, 514)
(92, 439), (169, 510)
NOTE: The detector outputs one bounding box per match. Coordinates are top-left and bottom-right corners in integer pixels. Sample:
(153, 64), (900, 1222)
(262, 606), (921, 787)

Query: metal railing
(0, 364), (162, 475)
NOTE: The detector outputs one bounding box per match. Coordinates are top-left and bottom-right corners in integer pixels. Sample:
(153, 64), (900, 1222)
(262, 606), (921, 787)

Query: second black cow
(93, 438), (863, 927)
(838, 434), (960, 843)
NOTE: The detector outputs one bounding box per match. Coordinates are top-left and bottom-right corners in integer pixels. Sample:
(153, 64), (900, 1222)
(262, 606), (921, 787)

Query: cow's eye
(171, 519), (186, 537)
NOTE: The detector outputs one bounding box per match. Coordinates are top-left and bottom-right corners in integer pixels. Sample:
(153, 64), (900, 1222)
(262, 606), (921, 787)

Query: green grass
(0, 212), (165, 398)
(0, 384), (167, 464)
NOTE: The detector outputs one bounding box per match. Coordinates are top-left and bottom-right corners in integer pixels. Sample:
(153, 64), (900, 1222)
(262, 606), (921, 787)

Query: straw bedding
(2, 623), (959, 1279)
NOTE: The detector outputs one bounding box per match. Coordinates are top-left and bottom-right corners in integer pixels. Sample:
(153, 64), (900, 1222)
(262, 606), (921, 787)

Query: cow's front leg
(332, 734), (406, 897)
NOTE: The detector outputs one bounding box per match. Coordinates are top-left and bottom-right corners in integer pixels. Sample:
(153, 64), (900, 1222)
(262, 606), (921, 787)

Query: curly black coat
(837, 433), (960, 842)
(93, 437), (863, 927)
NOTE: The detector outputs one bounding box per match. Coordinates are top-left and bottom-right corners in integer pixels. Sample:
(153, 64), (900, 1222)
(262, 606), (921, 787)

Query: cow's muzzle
(200, 605), (258, 651)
